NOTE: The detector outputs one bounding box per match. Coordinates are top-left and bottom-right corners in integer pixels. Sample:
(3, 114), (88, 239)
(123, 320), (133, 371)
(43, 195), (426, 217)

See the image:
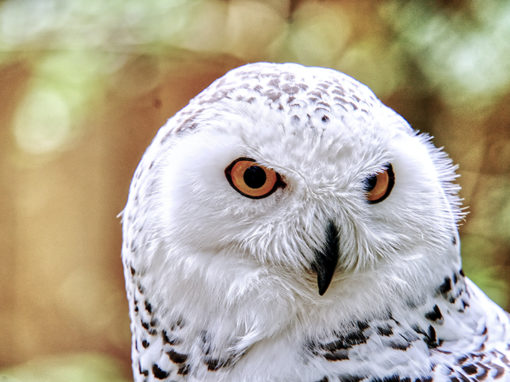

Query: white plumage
(122, 62), (510, 381)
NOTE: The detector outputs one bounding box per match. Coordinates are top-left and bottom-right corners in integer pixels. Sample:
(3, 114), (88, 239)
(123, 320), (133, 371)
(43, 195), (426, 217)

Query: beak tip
(317, 277), (332, 296)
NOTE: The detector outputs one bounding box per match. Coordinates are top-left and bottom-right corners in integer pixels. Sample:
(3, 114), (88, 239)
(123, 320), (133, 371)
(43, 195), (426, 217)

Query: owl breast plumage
(122, 62), (510, 381)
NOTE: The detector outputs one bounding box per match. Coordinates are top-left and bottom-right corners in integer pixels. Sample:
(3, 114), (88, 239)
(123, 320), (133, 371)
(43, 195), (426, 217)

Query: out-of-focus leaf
(0, 353), (129, 382)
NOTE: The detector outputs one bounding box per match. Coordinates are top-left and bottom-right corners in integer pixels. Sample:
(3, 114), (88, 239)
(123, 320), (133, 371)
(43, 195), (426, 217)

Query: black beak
(311, 221), (340, 296)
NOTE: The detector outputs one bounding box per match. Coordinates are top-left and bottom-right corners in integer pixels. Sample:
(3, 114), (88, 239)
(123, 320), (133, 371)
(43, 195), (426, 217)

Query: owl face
(131, 63), (461, 307)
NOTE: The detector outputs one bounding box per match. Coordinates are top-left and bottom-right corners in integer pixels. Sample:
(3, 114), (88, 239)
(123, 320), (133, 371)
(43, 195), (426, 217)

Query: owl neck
(129, 264), (477, 381)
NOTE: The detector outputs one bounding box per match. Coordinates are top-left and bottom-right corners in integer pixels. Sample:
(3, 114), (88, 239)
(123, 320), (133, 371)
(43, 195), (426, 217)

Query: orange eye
(364, 164), (395, 204)
(225, 158), (284, 199)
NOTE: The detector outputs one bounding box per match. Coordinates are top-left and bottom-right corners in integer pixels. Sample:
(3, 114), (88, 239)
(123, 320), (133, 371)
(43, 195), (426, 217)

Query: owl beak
(311, 221), (340, 296)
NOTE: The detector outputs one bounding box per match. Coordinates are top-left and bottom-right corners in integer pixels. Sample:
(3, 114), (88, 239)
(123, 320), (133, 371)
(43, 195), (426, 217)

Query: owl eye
(225, 158), (284, 199)
(364, 164), (395, 204)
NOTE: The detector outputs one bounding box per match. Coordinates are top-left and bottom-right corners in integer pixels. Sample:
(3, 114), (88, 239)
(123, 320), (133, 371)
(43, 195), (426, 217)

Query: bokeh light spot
(13, 86), (74, 154)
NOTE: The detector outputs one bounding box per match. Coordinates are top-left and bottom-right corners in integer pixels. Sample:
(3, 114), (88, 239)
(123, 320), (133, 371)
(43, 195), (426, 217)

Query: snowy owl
(121, 62), (510, 381)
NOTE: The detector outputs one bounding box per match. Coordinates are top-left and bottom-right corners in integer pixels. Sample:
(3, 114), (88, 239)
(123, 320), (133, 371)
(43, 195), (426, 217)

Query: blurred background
(1, 0), (509, 380)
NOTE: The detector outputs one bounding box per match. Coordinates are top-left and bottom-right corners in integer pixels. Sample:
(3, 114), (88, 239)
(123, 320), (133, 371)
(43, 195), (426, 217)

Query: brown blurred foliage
(0, 0), (509, 380)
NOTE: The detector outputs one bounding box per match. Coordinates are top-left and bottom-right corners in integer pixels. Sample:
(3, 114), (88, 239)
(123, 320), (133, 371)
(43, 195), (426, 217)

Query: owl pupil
(243, 166), (266, 189)
(364, 175), (377, 191)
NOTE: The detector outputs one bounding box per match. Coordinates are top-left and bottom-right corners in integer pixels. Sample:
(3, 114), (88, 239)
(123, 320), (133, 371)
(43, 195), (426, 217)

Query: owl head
(123, 62), (463, 329)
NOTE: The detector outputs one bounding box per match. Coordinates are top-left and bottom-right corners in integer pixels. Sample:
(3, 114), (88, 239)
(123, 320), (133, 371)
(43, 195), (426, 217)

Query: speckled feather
(121, 63), (510, 381)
